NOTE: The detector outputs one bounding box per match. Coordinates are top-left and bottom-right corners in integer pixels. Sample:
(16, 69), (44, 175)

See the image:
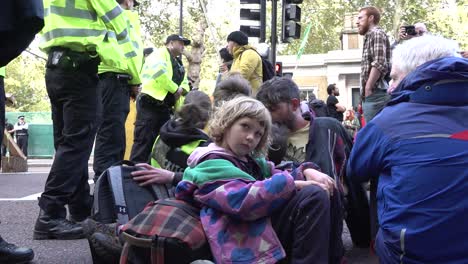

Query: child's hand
(131, 163), (175, 186)
(303, 169), (335, 196)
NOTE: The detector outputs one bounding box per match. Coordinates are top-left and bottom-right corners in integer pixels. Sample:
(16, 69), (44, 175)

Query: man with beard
(356, 6), (391, 122)
(326, 84), (346, 122)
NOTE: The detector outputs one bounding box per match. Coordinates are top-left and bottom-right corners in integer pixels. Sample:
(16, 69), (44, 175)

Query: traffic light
(281, 0), (302, 43)
(240, 0), (266, 42)
(275, 62), (283, 77)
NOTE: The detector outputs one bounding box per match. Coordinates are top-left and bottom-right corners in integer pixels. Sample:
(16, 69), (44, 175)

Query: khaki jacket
(231, 45), (263, 95)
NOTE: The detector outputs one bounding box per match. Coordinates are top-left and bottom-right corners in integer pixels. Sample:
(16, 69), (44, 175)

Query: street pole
(260, 0), (266, 43)
(179, 0), (183, 35)
(270, 0), (277, 65)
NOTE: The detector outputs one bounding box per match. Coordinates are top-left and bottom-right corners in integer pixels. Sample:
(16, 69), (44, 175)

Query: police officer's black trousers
(129, 95), (170, 164)
(38, 66), (99, 219)
(93, 74), (130, 180)
(16, 135), (28, 157)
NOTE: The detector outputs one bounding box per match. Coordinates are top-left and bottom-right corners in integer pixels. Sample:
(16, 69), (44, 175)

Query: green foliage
(4, 54), (49, 112)
(280, 0), (467, 55)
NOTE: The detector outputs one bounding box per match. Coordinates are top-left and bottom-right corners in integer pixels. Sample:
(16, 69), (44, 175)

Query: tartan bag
(119, 198), (212, 264)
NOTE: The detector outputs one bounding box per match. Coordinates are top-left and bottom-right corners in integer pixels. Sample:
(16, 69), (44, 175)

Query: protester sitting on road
(212, 72), (251, 106)
(257, 78), (364, 253)
(83, 90), (212, 262)
(147, 90), (212, 185)
(176, 96), (338, 263)
(348, 34), (468, 263)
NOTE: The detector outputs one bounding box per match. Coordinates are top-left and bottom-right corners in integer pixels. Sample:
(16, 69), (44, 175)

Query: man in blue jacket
(348, 34), (468, 263)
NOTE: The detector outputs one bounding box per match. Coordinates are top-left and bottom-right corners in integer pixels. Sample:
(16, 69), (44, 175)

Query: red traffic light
(275, 62), (283, 76)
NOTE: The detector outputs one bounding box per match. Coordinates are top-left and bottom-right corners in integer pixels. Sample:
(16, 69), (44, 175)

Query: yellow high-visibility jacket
(98, 10), (143, 85)
(140, 47), (189, 104)
(40, 0), (130, 71)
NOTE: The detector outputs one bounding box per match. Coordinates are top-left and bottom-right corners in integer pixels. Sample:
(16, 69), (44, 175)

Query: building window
(299, 87), (318, 101)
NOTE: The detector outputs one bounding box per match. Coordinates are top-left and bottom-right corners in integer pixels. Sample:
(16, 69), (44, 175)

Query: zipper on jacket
(400, 228), (407, 264)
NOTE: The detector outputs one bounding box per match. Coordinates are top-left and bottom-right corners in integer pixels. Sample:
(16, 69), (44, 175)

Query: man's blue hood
(389, 57), (468, 106)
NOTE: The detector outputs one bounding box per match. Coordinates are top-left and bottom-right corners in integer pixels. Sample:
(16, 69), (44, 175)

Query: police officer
(93, 0), (143, 181)
(34, 0), (132, 240)
(14, 116), (29, 157)
(129, 34), (191, 163)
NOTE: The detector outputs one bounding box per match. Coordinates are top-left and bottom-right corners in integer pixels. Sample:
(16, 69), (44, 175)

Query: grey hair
(414, 22), (427, 33)
(392, 34), (461, 75)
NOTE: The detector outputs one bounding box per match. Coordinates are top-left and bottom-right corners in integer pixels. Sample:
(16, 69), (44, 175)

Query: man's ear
(290, 98), (300, 111)
(368, 15), (375, 24)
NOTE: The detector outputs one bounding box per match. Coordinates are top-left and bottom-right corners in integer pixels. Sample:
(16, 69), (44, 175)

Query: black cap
(227, 31), (248, 46)
(18, 115), (24, 119)
(165, 34), (191, 45)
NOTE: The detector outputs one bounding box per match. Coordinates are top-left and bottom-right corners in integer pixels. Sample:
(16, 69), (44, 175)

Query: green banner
(296, 23), (313, 60)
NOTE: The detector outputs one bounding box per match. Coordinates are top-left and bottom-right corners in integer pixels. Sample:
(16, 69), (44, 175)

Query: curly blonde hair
(209, 96), (272, 156)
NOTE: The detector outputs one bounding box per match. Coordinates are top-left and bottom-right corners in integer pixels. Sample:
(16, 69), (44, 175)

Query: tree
(4, 53), (49, 112)
(136, 0), (233, 94)
(279, 0), (466, 55)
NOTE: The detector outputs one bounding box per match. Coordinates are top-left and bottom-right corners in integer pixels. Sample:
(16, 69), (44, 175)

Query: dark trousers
(93, 73), (130, 180)
(129, 94), (170, 164)
(16, 135), (28, 156)
(0, 77), (4, 167)
(271, 185), (344, 264)
(38, 65), (99, 219)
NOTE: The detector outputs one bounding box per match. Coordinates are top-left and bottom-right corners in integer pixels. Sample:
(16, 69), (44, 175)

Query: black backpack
(243, 49), (275, 82)
(260, 56), (275, 82)
(92, 160), (174, 225)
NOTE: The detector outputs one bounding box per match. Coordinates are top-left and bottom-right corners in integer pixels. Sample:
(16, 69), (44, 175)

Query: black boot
(33, 210), (85, 240)
(0, 236), (34, 263)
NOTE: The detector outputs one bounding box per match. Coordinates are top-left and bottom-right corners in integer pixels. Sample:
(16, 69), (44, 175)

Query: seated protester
(83, 90), (212, 262)
(257, 78), (364, 251)
(212, 72), (251, 107)
(268, 123), (290, 166)
(348, 35), (468, 263)
(176, 96), (341, 264)
(147, 90), (212, 186)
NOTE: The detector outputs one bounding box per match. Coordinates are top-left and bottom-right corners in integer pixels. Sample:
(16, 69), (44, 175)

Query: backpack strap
(151, 237), (166, 264)
(150, 184), (170, 199)
(107, 166), (129, 224)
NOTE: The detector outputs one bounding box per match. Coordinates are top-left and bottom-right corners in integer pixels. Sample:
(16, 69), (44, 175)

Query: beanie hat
(227, 31), (248, 46)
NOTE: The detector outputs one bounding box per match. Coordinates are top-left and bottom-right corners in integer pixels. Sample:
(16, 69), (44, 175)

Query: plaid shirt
(360, 26), (391, 94)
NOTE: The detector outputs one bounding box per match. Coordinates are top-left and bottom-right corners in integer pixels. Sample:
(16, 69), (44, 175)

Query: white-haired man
(348, 35), (468, 263)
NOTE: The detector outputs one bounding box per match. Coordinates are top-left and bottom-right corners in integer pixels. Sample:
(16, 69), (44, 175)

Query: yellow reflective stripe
(132, 41), (140, 50)
(42, 28), (106, 41)
(125, 51), (138, 58)
(118, 38), (130, 45)
(180, 140), (206, 155)
(116, 29), (129, 41)
(101, 6), (123, 23)
(47, 0), (97, 21)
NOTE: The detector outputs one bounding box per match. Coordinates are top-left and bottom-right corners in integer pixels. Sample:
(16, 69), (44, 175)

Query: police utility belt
(47, 47), (100, 72)
(139, 93), (172, 109)
(98, 72), (132, 83)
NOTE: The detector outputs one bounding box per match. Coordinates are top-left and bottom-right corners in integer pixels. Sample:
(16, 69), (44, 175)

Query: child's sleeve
(195, 173), (296, 221)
